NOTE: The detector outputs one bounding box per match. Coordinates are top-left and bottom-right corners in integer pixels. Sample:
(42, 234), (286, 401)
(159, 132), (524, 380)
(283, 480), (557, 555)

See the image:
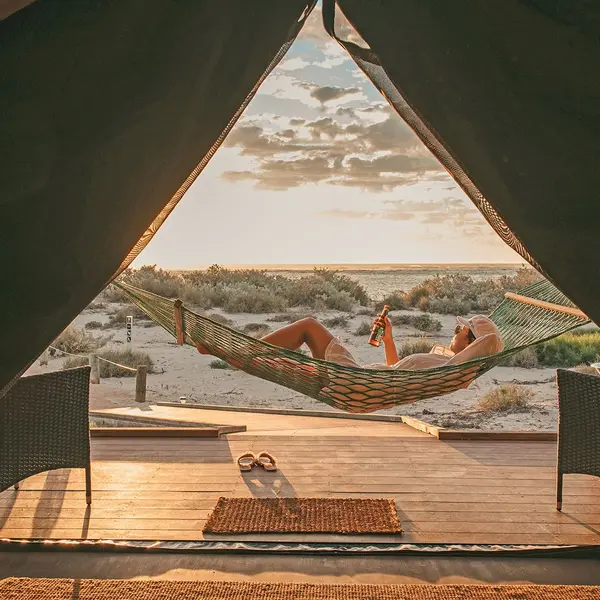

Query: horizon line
(139, 261), (526, 271)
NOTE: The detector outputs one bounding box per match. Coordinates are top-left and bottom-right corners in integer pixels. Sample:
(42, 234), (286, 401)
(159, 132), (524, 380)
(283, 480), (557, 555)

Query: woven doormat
(203, 497), (402, 534)
(2, 579), (599, 600)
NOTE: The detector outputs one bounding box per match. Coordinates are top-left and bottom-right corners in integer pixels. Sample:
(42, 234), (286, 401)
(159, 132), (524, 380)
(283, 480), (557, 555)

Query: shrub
(209, 359), (235, 370)
(427, 297), (472, 316)
(85, 321), (103, 330)
(397, 338), (434, 359)
(86, 301), (106, 311)
(324, 290), (355, 312)
(536, 331), (600, 367)
(357, 307), (377, 316)
(63, 348), (154, 378)
(113, 264), (371, 313)
(405, 286), (428, 307)
(500, 347), (539, 368)
(390, 313), (442, 332)
(100, 286), (126, 303)
(267, 313), (292, 322)
(403, 267), (543, 315)
(222, 284), (288, 313)
(103, 305), (149, 328)
(354, 321), (372, 336)
(323, 315), (349, 328)
(376, 292), (407, 311)
(477, 385), (533, 412)
(119, 264), (184, 297)
(52, 326), (108, 355)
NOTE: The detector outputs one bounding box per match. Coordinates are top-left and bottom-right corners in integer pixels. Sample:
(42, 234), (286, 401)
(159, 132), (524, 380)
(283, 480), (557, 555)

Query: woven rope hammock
(115, 280), (589, 413)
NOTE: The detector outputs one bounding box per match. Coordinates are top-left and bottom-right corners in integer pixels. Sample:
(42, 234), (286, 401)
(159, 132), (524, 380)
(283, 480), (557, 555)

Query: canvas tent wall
(1, 0), (599, 396)
(0, 0), (316, 395)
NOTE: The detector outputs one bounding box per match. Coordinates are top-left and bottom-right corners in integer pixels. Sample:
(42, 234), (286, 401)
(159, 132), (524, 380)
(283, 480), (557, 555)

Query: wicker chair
(556, 368), (600, 511)
(0, 366), (92, 504)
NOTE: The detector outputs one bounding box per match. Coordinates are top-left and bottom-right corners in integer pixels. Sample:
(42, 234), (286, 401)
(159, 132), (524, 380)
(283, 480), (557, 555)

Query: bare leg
(261, 318), (334, 359)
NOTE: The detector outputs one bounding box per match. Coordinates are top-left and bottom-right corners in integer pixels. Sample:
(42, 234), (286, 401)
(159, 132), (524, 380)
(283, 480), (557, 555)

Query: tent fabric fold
(0, 0), (316, 396)
(328, 0), (600, 324)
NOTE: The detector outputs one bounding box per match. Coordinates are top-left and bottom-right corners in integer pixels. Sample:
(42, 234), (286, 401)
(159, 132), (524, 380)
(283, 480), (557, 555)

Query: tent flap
(0, 0), (315, 395)
(331, 0), (600, 323)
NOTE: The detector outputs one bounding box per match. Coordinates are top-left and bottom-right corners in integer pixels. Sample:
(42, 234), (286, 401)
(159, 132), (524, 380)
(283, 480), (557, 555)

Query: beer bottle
(368, 304), (390, 347)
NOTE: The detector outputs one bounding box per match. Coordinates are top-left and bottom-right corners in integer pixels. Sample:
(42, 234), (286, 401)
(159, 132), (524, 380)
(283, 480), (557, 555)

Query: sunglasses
(454, 324), (472, 335)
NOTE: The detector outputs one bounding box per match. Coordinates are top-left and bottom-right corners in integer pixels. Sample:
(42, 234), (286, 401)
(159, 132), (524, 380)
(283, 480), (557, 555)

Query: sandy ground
(28, 302), (560, 432)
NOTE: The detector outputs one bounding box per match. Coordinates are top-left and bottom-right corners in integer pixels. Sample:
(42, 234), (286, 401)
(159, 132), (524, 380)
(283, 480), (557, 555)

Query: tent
(1, 0), (599, 396)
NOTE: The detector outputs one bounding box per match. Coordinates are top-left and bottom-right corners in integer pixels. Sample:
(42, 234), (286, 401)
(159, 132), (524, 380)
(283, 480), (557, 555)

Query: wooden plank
(90, 428), (222, 438)
(504, 292), (588, 318)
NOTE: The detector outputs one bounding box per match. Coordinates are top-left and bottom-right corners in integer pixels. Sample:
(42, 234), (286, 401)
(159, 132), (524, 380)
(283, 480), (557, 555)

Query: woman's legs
(260, 317), (334, 359)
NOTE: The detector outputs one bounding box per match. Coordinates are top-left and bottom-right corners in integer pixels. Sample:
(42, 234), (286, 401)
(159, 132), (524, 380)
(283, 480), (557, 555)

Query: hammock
(114, 280), (589, 413)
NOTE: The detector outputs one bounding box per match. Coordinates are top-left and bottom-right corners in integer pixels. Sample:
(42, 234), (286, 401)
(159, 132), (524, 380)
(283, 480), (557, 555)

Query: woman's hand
(374, 316), (393, 344)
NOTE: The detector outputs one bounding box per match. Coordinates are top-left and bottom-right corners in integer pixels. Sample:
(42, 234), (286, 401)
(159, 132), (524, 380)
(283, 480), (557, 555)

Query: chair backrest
(0, 366), (91, 492)
(556, 368), (600, 478)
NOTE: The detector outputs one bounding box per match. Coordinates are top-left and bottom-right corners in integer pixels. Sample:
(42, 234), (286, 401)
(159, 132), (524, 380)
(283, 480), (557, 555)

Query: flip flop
(255, 451), (277, 472)
(237, 452), (256, 472)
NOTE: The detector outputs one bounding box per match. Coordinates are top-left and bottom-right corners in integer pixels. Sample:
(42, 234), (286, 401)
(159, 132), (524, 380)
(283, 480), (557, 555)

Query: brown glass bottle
(368, 304), (390, 347)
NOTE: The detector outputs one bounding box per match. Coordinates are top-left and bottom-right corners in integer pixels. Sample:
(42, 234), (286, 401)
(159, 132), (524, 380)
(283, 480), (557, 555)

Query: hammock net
(115, 280), (588, 413)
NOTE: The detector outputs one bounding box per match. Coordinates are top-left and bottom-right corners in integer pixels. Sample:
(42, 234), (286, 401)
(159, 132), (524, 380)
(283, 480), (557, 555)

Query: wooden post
(39, 349), (49, 366)
(135, 365), (147, 403)
(174, 299), (185, 345)
(504, 292), (588, 319)
(89, 353), (100, 384)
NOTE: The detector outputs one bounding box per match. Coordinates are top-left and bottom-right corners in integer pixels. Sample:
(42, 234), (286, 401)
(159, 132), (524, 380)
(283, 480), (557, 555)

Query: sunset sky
(134, 4), (521, 269)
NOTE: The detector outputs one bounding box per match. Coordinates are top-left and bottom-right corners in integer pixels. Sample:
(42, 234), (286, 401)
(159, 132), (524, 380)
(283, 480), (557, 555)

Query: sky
(134, 4), (521, 269)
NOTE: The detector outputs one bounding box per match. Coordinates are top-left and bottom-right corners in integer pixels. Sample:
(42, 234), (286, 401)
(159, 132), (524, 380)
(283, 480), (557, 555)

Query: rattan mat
(1, 579), (599, 599)
(203, 497), (402, 534)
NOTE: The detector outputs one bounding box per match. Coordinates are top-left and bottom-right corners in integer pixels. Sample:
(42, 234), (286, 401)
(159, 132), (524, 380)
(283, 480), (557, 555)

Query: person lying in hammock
(195, 313), (504, 370)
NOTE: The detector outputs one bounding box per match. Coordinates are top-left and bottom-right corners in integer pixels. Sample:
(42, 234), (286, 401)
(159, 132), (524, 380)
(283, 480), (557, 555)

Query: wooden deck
(2, 408), (600, 545)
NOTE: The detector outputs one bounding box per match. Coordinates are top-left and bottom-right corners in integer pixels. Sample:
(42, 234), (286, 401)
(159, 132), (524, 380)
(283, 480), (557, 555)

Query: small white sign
(126, 316), (133, 343)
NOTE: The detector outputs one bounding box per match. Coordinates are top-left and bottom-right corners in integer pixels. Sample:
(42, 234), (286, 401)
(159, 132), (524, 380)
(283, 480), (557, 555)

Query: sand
(27, 302), (560, 432)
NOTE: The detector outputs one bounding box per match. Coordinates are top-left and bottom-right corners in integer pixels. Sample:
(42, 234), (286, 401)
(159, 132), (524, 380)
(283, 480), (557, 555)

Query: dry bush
(209, 359), (235, 370)
(52, 326), (109, 355)
(323, 315), (349, 328)
(390, 313), (442, 332)
(354, 321), (372, 336)
(266, 313), (292, 322)
(397, 338), (434, 358)
(477, 385), (533, 413)
(499, 347), (539, 368)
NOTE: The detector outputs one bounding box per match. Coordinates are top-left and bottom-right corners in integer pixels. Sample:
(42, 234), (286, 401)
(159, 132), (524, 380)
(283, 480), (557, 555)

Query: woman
(196, 313), (504, 370)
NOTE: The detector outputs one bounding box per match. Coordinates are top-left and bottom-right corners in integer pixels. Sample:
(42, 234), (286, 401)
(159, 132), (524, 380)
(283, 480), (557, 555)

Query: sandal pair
(237, 451), (277, 472)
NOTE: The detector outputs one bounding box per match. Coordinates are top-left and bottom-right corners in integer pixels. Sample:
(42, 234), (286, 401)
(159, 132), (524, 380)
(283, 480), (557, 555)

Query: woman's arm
(381, 316), (400, 366)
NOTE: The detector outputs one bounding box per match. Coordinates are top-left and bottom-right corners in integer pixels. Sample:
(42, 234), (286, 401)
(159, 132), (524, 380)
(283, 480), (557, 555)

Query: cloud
(278, 57), (311, 72)
(222, 111), (447, 191)
(319, 209), (378, 219)
(310, 85), (362, 105)
(315, 197), (487, 233)
(257, 75), (365, 109)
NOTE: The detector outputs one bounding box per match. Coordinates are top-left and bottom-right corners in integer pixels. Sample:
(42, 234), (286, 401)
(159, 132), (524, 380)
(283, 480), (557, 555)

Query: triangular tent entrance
(1, 0), (599, 395)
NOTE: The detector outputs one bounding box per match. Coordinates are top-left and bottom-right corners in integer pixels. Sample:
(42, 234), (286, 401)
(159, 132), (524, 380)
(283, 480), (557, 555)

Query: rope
(48, 346), (138, 373)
